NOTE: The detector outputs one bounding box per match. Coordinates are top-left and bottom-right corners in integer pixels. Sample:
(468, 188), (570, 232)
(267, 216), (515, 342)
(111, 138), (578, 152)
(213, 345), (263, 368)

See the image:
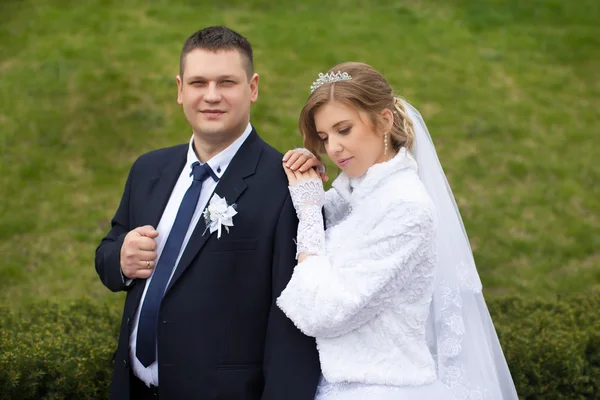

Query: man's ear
(249, 73), (259, 103)
(176, 75), (183, 105)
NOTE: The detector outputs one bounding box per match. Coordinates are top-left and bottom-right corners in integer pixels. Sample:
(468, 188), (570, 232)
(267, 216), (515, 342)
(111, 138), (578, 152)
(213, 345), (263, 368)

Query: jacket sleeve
(277, 201), (435, 338)
(94, 161), (137, 293)
(261, 194), (321, 400)
(323, 188), (347, 228)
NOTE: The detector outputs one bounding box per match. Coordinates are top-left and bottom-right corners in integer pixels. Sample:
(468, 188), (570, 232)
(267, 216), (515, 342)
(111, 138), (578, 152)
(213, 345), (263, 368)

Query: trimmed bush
(0, 293), (598, 399)
(0, 299), (118, 400)
(489, 292), (599, 399)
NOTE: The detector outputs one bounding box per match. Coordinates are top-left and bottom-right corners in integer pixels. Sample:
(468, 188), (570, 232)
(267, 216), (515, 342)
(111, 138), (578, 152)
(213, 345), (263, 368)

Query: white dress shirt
(130, 123), (253, 387)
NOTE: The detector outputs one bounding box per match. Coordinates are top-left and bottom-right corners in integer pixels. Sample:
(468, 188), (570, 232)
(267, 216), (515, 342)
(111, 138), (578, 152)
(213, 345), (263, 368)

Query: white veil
(405, 102), (519, 400)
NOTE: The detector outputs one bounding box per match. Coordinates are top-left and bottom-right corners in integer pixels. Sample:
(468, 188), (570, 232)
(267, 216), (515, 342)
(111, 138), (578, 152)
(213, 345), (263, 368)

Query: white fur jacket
(277, 148), (438, 387)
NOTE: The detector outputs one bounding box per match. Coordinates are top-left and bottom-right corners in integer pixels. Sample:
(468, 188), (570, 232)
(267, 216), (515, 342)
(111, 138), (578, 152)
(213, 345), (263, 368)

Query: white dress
(277, 149), (456, 399)
(316, 378), (453, 400)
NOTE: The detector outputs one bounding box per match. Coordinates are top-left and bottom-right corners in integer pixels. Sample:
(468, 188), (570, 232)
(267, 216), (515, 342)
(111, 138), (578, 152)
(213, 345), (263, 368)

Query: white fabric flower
(203, 194), (237, 239)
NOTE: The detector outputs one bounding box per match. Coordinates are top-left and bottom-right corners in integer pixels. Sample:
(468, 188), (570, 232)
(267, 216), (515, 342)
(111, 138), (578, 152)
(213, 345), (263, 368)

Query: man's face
(177, 49), (258, 143)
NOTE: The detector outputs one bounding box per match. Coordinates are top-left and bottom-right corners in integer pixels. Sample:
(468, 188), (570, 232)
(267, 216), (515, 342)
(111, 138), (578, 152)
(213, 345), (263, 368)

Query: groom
(95, 26), (321, 399)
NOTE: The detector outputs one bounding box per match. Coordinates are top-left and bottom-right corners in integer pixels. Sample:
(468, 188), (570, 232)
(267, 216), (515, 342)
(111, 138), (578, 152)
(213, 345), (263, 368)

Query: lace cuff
(288, 178), (326, 258)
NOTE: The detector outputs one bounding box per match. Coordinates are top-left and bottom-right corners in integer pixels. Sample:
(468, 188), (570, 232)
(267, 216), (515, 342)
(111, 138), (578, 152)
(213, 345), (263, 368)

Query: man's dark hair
(179, 26), (254, 79)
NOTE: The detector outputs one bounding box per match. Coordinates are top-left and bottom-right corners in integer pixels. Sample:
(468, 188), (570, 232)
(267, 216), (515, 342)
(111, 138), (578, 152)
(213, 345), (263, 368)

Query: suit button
(123, 359), (129, 369)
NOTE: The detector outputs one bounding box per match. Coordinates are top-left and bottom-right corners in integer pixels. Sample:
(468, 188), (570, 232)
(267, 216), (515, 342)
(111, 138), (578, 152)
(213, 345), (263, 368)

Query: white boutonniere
(203, 194), (237, 239)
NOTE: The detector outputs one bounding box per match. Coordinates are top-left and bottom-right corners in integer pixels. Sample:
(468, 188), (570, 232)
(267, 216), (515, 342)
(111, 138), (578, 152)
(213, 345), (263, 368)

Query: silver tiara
(310, 71), (352, 93)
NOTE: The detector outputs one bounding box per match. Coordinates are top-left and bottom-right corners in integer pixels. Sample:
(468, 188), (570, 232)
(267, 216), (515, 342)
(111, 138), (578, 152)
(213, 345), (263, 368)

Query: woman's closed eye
(338, 127), (351, 135)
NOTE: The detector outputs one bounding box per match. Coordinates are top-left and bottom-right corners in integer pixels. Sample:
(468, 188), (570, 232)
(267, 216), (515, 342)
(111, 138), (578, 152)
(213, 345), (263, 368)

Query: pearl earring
(384, 133), (389, 155)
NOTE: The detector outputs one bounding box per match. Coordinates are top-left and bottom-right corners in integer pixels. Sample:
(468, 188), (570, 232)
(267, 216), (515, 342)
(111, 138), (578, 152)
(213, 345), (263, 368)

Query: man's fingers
(135, 225), (159, 238)
(135, 269), (153, 280)
(121, 227), (158, 279)
(137, 237), (157, 251)
(122, 248), (155, 264)
(138, 250), (157, 262)
(139, 258), (155, 270)
(122, 252), (156, 278)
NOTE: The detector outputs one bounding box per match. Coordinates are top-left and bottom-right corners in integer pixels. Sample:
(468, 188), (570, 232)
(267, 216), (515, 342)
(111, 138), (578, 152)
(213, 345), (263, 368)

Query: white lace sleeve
(288, 178), (326, 258)
(277, 201), (435, 338)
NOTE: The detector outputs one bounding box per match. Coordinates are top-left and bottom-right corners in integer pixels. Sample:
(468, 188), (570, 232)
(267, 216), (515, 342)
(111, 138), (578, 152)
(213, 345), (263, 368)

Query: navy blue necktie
(136, 161), (217, 367)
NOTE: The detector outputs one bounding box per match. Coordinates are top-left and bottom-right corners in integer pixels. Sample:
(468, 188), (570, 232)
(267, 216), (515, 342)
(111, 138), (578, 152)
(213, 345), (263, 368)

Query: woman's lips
(337, 157), (353, 167)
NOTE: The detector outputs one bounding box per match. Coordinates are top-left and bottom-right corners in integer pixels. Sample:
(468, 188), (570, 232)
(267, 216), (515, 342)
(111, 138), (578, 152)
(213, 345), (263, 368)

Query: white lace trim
(316, 378), (407, 398)
(288, 178), (326, 258)
(437, 281), (485, 399)
(457, 261), (483, 293)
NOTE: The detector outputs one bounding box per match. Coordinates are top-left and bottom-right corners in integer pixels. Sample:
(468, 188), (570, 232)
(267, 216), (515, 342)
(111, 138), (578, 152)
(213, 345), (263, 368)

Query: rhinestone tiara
(310, 71), (352, 93)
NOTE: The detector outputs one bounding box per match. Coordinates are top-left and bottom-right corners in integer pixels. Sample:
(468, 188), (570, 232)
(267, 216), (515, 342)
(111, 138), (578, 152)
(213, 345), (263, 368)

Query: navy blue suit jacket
(95, 130), (321, 399)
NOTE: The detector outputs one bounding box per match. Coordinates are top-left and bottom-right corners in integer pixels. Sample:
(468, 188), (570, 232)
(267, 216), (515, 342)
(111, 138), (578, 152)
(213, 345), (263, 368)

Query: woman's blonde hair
(299, 62), (415, 160)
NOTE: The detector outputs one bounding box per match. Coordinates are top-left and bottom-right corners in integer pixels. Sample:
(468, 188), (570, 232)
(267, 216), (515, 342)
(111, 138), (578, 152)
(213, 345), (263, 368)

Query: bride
(276, 62), (518, 399)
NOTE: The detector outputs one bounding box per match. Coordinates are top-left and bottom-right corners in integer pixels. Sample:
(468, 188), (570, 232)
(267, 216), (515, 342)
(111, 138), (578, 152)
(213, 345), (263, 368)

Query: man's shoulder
(132, 144), (187, 169)
(252, 132), (284, 165)
(253, 136), (289, 181)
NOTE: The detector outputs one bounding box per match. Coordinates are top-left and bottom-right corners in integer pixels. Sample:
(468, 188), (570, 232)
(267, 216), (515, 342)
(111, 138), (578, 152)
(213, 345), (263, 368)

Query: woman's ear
(379, 108), (394, 135)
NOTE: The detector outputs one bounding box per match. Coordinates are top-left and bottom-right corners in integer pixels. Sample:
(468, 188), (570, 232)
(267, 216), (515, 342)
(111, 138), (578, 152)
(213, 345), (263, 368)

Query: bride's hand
(283, 164), (326, 260)
(283, 164), (322, 186)
(282, 148), (328, 182)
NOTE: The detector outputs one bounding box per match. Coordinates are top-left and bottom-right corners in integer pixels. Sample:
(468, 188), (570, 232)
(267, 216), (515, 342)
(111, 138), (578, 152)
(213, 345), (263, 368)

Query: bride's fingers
(283, 164), (297, 184)
(293, 169), (309, 181)
(296, 168), (318, 182)
(284, 152), (302, 168)
(307, 168), (320, 179)
(299, 157), (322, 172)
(290, 155), (311, 171)
(282, 150), (295, 163)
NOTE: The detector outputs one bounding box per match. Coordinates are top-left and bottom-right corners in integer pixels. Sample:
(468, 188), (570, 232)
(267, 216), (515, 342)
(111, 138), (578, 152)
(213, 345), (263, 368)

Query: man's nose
(204, 82), (221, 102)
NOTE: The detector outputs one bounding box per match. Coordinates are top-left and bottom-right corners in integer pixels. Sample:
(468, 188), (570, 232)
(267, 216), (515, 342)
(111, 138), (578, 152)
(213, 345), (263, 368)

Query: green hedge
(1, 294), (598, 399)
(0, 299), (119, 400)
(489, 293), (599, 399)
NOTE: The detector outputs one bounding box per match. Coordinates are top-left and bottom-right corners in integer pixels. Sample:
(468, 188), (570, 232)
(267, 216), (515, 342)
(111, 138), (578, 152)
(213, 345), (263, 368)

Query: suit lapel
(165, 130), (263, 293)
(143, 146), (188, 229)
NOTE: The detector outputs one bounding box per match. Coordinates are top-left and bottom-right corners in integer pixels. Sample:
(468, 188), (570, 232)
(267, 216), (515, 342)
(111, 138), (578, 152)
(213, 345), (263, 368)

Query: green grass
(0, 0), (598, 309)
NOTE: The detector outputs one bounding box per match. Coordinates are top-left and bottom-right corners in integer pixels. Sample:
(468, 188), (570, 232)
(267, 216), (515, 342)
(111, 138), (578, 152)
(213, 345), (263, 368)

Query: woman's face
(314, 100), (390, 178)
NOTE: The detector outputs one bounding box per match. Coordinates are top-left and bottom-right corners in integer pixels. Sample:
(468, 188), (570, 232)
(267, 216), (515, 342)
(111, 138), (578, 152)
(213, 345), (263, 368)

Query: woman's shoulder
(377, 168), (434, 211)
(353, 172), (435, 234)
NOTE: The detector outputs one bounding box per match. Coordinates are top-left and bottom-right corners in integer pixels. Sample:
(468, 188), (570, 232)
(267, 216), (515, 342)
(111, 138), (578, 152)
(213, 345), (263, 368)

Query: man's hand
(120, 225), (159, 279)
